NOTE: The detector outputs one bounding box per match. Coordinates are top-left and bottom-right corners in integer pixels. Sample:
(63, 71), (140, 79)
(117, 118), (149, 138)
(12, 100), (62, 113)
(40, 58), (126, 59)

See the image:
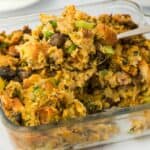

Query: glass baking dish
(1, 0), (150, 149)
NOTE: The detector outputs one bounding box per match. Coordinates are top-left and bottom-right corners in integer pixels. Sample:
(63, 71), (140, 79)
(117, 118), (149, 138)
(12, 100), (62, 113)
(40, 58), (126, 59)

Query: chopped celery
(66, 44), (77, 54)
(49, 20), (57, 28)
(43, 31), (54, 40)
(75, 20), (95, 29)
(101, 45), (115, 55)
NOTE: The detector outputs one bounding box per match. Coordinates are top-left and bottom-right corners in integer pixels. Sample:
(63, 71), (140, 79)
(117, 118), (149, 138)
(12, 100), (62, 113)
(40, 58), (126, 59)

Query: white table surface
(0, 0), (150, 150)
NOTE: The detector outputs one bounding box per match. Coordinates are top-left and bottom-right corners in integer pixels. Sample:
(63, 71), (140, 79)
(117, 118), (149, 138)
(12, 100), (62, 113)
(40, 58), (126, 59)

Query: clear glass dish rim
(0, 0), (148, 133)
(0, 0), (144, 24)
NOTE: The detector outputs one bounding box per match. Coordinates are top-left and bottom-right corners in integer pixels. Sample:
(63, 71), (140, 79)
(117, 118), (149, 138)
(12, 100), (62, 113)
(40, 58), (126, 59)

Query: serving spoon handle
(117, 25), (150, 39)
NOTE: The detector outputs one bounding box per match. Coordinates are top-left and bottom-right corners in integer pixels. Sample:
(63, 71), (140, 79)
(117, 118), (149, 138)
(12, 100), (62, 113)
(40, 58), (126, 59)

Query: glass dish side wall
(3, 105), (150, 150)
(0, 0), (149, 150)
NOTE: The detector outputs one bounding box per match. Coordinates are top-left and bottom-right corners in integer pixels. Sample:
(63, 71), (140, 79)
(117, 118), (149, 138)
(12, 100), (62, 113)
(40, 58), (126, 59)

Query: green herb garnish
(32, 85), (45, 102)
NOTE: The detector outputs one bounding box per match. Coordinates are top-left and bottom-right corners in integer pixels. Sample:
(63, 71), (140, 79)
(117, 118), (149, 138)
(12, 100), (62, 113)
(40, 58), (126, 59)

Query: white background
(0, 0), (150, 150)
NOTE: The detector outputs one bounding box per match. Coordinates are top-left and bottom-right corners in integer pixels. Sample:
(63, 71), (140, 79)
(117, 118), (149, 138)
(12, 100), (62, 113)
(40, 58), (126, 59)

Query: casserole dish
(1, 0), (150, 149)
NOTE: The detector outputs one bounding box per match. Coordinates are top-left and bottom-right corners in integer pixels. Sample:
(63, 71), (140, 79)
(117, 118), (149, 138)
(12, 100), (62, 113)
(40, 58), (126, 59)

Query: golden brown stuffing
(0, 5), (150, 127)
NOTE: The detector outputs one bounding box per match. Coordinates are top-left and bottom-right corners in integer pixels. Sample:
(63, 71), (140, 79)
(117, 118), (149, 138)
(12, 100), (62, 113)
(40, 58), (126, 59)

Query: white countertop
(0, 0), (150, 150)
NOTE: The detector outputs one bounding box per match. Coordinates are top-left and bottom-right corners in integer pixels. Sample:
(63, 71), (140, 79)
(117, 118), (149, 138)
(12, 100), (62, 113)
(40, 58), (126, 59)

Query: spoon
(117, 25), (150, 39)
